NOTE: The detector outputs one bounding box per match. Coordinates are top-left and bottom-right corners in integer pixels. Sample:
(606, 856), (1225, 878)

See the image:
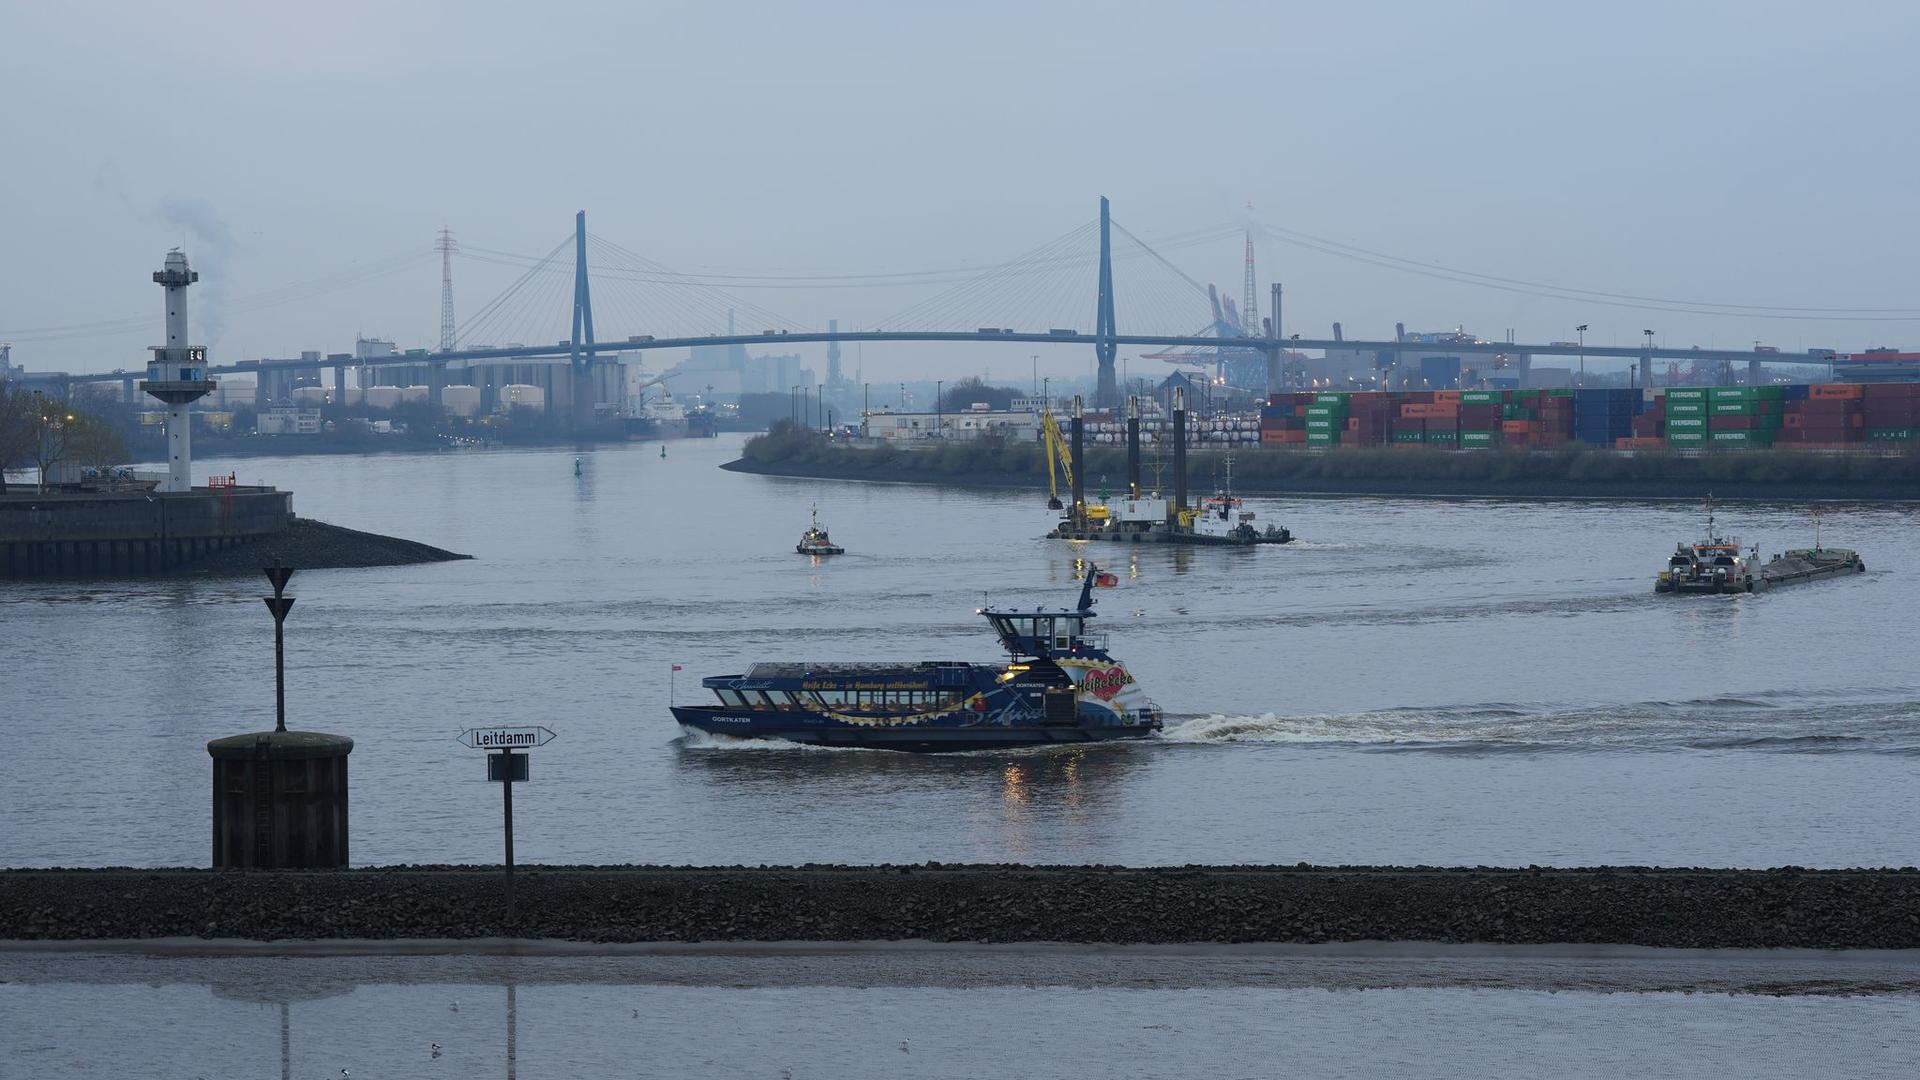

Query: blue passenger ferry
(670, 566), (1163, 752)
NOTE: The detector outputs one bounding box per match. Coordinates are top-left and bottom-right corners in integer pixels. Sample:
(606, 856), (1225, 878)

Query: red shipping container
(1709, 415), (1756, 430)
(1809, 384), (1863, 400)
(1797, 399), (1862, 415)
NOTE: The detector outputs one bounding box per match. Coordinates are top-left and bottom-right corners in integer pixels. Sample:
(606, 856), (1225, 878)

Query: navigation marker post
(456, 725), (556, 922)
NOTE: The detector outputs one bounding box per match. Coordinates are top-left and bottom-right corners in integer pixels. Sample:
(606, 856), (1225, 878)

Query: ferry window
(716, 689), (747, 708)
(743, 691), (775, 709)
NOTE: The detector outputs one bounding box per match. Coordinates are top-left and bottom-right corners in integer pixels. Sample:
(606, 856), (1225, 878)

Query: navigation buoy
(574, 457), (582, 476)
(660, 444), (667, 458)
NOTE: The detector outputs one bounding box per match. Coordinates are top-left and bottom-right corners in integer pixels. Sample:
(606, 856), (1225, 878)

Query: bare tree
(67, 413), (129, 481)
(0, 383), (39, 495)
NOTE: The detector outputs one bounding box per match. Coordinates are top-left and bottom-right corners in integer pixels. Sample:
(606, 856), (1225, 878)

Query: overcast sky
(4, 1), (1918, 381)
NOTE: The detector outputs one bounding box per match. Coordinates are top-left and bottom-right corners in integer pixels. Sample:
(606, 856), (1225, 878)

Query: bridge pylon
(570, 209), (596, 430)
(1094, 196), (1118, 409)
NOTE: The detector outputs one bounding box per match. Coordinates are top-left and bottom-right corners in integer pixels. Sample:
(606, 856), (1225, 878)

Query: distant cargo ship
(671, 565), (1162, 751)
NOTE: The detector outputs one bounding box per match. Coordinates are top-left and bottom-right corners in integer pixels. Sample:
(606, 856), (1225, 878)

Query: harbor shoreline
(722, 455), (1920, 502)
(5, 865), (1916, 948)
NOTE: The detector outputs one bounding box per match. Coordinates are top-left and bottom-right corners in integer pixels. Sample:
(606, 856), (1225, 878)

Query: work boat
(1656, 499), (1760, 593)
(1657, 501), (1866, 594)
(796, 505), (844, 555)
(670, 565), (1163, 752)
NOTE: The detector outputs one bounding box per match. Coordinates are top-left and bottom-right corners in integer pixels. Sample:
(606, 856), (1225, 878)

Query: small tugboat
(670, 564), (1163, 751)
(1656, 499), (1865, 594)
(795, 504), (844, 556)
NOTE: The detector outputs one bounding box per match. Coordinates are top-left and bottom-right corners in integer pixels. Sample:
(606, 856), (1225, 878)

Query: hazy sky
(4, 1), (1918, 380)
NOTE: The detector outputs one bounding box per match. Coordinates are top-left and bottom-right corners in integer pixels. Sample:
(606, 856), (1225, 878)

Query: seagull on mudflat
(431, 1042), (442, 1058)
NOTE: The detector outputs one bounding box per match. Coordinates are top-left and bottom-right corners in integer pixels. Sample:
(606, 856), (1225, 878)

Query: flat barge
(1656, 501), (1865, 594)
(1045, 387), (1293, 547)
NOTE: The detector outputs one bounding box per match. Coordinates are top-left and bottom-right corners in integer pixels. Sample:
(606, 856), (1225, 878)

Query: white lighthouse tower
(139, 250), (214, 492)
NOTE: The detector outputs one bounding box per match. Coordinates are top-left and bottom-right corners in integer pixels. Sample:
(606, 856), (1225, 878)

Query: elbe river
(4, 436), (1917, 868)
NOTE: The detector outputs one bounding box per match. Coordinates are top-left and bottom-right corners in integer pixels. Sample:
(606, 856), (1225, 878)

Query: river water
(3, 436), (1918, 868)
(4, 944), (1918, 1078)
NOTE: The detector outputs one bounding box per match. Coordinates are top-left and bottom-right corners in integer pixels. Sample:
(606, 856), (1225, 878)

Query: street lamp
(936, 379), (943, 439)
(1641, 330), (1655, 388)
(1575, 325), (1589, 388)
(817, 383), (824, 429)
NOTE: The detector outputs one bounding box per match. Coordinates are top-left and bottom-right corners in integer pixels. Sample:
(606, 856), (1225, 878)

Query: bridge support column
(568, 209), (597, 432)
(121, 376), (135, 404)
(428, 363), (445, 415)
(1266, 282), (1284, 397)
(1638, 352), (1653, 390)
(1747, 359), (1763, 386)
(1093, 197), (1119, 409)
(334, 365), (347, 407)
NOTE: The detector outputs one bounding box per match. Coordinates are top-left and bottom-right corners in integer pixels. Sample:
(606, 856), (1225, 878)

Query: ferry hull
(671, 706), (1157, 753)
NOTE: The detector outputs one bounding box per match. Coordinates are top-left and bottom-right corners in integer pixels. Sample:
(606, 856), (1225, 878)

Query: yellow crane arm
(1041, 409), (1074, 498)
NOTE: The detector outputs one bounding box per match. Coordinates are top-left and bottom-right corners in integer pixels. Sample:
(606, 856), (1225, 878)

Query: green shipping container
(1547, 388), (1577, 398)
(1710, 386), (1785, 401)
(1305, 405), (1348, 418)
(1665, 402), (1707, 416)
(1305, 418), (1339, 431)
(1709, 430), (1774, 446)
(1666, 387), (1710, 401)
(1709, 400), (1779, 416)
(1306, 432), (1339, 445)
(1460, 431), (1502, 447)
(1314, 393), (1350, 404)
(1667, 417), (1707, 430)
(1459, 390), (1503, 404)
(1392, 429), (1425, 443)
(1667, 433), (1708, 446)
(1865, 427), (1918, 441)
(1425, 430), (1459, 443)
(1501, 405), (1535, 420)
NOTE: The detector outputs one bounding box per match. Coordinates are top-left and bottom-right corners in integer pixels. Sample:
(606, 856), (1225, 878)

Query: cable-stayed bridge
(20, 198), (1846, 421)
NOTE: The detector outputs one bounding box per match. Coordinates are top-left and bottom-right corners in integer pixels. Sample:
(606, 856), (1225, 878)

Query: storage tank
(364, 386), (404, 410)
(499, 384), (546, 410)
(291, 386), (329, 407)
(441, 385), (481, 417)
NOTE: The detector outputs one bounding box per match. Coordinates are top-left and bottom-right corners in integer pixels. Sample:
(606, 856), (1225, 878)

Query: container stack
(1572, 388), (1643, 446)
(1259, 392), (1311, 446)
(1344, 392), (1397, 446)
(1705, 386), (1784, 449)
(1664, 388), (1709, 448)
(1305, 393), (1348, 447)
(1456, 389), (1504, 450)
(1862, 382), (1920, 443)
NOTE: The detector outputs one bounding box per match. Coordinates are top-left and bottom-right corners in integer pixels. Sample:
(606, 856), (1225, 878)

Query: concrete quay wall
(0, 489), (293, 577)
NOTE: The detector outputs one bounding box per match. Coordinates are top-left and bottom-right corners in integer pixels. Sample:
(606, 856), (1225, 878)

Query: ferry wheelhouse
(670, 566), (1162, 751)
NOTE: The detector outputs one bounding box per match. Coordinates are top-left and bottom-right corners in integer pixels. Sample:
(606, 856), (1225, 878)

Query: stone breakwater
(5, 866), (1918, 947)
(182, 518), (470, 573)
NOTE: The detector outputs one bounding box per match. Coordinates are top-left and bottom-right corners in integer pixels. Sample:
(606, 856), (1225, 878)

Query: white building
(861, 405), (1043, 444)
(256, 407), (322, 435)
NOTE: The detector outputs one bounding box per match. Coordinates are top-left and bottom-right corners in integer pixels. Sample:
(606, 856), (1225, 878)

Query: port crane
(1040, 408), (1073, 511)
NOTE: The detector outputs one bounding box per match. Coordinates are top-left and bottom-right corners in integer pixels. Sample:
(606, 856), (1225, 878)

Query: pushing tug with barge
(670, 565), (1162, 751)
(1045, 388), (1293, 546)
(1656, 500), (1865, 594)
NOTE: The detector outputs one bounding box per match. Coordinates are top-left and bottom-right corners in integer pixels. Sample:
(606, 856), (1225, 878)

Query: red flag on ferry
(1094, 572), (1119, 588)
(671, 664), (683, 671)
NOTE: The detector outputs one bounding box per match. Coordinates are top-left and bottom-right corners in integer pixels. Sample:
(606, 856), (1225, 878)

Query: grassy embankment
(733, 426), (1920, 499)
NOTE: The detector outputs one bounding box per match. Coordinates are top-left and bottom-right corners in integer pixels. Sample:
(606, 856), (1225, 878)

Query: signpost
(457, 726), (557, 922)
